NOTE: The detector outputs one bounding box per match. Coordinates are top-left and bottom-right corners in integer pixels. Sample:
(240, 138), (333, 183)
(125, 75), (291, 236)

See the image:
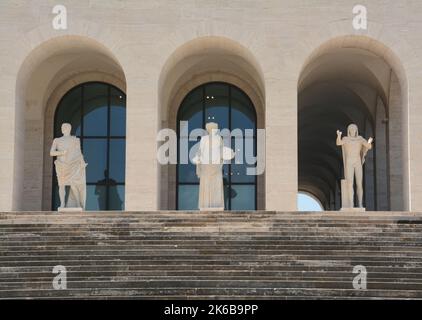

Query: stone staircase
(1, 211), (422, 299)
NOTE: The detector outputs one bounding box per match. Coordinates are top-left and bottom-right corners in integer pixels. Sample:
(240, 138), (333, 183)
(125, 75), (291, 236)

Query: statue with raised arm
(336, 124), (373, 210)
(50, 123), (87, 211)
(193, 122), (234, 211)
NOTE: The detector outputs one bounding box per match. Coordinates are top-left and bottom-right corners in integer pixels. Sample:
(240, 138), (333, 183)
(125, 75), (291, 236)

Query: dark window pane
(110, 87), (126, 136)
(55, 86), (82, 137)
(222, 164), (229, 182)
(83, 83), (108, 136)
(231, 86), (256, 133)
(224, 184), (230, 210)
(205, 83), (229, 130)
(231, 137), (256, 183)
(178, 164), (198, 183)
(178, 185), (199, 210)
(86, 185), (107, 210)
(230, 185), (255, 210)
(83, 139), (107, 183)
(109, 185), (124, 210)
(52, 185), (59, 211)
(178, 140), (200, 183)
(179, 86), (203, 137)
(109, 139), (125, 183)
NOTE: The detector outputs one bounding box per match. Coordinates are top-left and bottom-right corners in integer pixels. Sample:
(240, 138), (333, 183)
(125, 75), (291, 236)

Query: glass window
(52, 82), (126, 211)
(231, 86), (256, 134)
(178, 86), (203, 138)
(109, 139), (126, 183)
(178, 185), (199, 210)
(230, 185), (255, 210)
(177, 82), (257, 210)
(205, 83), (229, 130)
(54, 86), (82, 137)
(109, 185), (125, 210)
(83, 139), (108, 183)
(178, 140), (200, 183)
(110, 87), (126, 136)
(83, 83), (108, 136)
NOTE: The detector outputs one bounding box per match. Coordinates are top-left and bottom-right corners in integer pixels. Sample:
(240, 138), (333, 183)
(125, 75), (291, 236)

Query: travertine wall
(0, 0), (420, 211)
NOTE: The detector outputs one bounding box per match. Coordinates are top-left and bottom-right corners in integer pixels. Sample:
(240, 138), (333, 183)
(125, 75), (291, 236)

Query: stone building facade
(0, 0), (420, 212)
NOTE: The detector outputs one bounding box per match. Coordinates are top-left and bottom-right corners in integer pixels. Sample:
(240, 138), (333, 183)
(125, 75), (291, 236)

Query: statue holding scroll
(336, 124), (373, 209)
(193, 122), (234, 211)
(50, 123), (87, 211)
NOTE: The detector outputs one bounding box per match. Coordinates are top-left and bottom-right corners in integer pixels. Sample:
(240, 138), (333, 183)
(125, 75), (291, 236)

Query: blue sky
(297, 193), (323, 211)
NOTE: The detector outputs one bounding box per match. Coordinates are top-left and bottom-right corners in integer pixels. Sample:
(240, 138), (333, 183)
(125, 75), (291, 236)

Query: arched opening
(15, 35), (126, 211)
(176, 82), (257, 210)
(297, 192), (323, 211)
(52, 82), (126, 210)
(298, 36), (408, 211)
(158, 36), (265, 210)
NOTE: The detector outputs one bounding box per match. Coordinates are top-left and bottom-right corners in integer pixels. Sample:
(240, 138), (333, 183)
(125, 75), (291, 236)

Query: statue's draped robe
(54, 137), (86, 187)
(195, 134), (225, 211)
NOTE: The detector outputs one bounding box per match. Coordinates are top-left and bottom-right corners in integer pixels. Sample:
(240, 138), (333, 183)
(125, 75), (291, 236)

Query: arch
(51, 82), (126, 211)
(176, 82), (257, 210)
(14, 35), (126, 211)
(157, 36), (265, 210)
(298, 35), (409, 211)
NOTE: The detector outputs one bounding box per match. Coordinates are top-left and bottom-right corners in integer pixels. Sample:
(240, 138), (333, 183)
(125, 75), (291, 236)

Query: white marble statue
(193, 122), (234, 211)
(50, 123), (87, 211)
(336, 124), (373, 210)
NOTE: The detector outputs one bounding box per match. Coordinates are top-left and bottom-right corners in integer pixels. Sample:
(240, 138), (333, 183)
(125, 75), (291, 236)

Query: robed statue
(336, 124), (373, 209)
(50, 123), (87, 210)
(193, 122), (234, 211)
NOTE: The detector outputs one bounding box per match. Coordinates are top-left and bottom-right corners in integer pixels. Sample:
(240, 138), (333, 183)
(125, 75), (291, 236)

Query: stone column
(0, 77), (20, 211)
(375, 97), (389, 210)
(124, 78), (159, 211)
(265, 79), (297, 211)
(23, 118), (44, 211)
(388, 73), (405, 210)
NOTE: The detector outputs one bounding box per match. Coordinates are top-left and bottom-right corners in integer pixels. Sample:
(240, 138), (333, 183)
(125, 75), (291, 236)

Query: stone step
(0, 244), (420, 252)
(1, 248), (422, 257)
(2, 227), (421, 234)
(1, 269), (421, 279)
(3, 278), (422, 290)
(2, 219), (421, 225)
(2, 230), (422, 241)
(3, 264), (422, 272)
(2, 226), (421, 232)
(1, 287), (421, 299)
(0, 238), (420, 248)
(2, 248), (421, 257)
(1, 259), (420, 268)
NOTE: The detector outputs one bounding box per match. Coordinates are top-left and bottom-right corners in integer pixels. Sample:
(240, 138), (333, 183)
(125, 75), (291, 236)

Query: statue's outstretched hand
(368, 137), (373, 144)
(336, 130), (342, 137)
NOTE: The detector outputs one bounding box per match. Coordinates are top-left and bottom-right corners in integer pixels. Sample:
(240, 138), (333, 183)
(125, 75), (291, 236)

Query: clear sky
(297, 193), (323, 211)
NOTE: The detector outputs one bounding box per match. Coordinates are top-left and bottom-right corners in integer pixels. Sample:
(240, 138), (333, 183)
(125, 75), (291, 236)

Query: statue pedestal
(58, 207), (83, 213)
(340, 207), (366, 212)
